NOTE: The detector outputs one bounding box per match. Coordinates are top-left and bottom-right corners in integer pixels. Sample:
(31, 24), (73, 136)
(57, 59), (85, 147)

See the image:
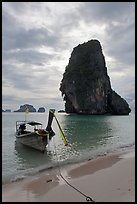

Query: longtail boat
(15, 109), (68, 153)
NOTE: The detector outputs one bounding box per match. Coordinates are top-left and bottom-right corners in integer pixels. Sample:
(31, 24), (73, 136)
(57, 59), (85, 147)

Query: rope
(53, 137), (95, 202)
(59, 173), (95, 202)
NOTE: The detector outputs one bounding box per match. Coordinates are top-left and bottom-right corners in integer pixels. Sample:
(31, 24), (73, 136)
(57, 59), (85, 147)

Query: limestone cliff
(60, 39), (131, 115)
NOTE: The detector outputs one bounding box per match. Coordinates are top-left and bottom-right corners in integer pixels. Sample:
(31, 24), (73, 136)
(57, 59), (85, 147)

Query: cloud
(2, 2), (135, 111)
(78, 2), (134, 24)
(2, 13), (59, 51)
(104, 21), (135, 66)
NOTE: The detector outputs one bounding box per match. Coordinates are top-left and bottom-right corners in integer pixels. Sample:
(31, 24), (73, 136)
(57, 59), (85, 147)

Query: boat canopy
(16, 121), (42, 126)
(26, 121), (42, 126)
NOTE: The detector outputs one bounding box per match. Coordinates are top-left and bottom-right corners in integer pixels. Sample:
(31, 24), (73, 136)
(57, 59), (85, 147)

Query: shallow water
(2, 112), (135, 184)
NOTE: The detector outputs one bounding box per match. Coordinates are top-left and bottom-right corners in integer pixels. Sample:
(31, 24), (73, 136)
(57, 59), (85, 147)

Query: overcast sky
(2, 2), (135, 111)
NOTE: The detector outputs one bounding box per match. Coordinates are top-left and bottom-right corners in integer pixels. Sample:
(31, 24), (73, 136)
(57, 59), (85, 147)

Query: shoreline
(2, 148), (135, 202)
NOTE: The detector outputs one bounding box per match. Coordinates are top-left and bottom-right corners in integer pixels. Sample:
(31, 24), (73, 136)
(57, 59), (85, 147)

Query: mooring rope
(53, 136), (95, 202)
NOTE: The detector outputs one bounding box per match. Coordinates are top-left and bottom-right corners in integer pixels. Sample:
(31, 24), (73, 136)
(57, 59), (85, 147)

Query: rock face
(60, 39), (131, 115)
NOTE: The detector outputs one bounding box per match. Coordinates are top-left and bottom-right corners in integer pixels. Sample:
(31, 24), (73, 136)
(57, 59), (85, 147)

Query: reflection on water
(60, 114), (113, 149)
(42, 114), (115, 164)
(2, 112), (135, 183)
(14, 114), (135, 168)
(14, 140), (53, 169)
(53, 114), (135, 161)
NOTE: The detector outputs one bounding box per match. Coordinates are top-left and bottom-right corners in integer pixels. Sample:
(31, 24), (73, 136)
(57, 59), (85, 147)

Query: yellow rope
(50, 110), (68, 146)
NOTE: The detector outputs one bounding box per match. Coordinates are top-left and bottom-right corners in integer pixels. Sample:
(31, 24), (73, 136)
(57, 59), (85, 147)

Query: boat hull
(16, 132), (48, 153)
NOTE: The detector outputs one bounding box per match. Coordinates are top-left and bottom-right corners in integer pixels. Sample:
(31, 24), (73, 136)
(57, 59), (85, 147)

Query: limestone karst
(60, 39), (131, 115)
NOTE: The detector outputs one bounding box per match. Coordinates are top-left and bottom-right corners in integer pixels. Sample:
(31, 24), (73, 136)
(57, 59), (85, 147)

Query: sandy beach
(2, 149), (135, 202)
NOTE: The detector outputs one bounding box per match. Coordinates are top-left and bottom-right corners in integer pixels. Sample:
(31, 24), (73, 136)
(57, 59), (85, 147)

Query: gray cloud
(3, 20), (59, 51)
(2, 2), (135, 111)
(3, 49), (52, 65)
(104, 22), (135, 66)
(79, 2), (134, 23)
(78, 2), (135, 66)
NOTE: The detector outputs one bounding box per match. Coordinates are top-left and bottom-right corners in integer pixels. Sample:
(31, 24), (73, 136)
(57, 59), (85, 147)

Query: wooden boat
(15, 110), (55, 153)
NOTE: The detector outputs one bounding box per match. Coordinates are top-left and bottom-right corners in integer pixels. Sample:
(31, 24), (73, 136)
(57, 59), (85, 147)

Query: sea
(2, 111), (135, 184)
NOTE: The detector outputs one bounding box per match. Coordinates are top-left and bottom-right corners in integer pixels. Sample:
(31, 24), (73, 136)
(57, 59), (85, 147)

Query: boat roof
(17, 121), (42, 126)
(27, 121), (42, 126)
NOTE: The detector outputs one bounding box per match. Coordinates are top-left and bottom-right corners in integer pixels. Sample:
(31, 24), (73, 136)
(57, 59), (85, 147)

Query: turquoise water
(2, 112), (135, 184)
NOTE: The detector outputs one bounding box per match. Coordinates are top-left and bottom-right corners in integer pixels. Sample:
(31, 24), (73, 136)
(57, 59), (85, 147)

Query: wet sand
(2, 150), (135, 202)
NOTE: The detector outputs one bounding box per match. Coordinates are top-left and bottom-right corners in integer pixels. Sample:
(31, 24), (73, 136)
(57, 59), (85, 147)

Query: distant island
(14, 104), (36, 112)
(13, 104), (46, 112)
(2, 109), (11, 112)
(2, 105), (65, 113)
(38, 107), (45, 112)
(58, 110), (65, 113)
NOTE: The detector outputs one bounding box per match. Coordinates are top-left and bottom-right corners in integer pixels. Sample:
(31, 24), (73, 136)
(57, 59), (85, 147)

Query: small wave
(119, 142), (135, 149)
(38, 166), (53, 173)
(11, 175), (27, 183)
